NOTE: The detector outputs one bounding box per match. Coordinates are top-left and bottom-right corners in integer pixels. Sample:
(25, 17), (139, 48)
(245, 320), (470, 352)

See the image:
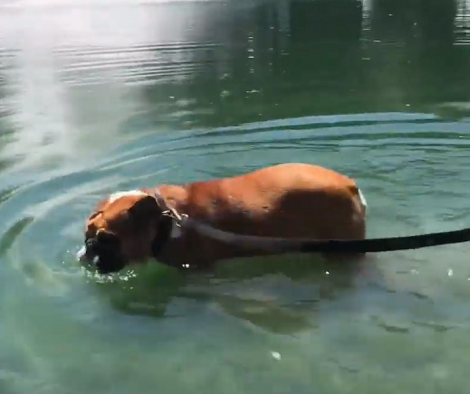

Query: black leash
(181, 217), (470, 253)
(153, 191), (470, 254)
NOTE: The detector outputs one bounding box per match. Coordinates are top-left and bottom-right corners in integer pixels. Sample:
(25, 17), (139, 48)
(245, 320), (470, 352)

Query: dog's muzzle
(77, 234), (126, 274)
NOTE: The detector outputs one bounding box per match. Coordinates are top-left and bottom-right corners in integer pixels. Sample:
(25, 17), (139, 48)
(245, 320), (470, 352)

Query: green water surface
(1, 1), (470, 393)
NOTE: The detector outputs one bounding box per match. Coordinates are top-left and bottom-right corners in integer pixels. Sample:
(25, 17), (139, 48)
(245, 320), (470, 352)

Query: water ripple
(1, 1), (470, 392)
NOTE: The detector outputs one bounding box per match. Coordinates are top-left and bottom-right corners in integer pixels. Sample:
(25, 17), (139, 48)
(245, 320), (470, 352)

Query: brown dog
(77, 163), (367, 274)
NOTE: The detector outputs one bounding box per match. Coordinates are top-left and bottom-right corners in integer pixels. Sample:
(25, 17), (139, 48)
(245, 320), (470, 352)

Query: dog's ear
(128, 195), (161, 220)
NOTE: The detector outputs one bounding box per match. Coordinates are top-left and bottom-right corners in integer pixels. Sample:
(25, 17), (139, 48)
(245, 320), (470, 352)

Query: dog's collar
(150, 189), (187, 261)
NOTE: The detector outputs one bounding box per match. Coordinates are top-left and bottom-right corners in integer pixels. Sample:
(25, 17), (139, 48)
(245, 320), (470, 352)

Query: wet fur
(82, 163), (367, 271)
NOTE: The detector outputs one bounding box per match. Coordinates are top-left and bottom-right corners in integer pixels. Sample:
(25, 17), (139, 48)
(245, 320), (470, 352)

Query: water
(1, 0), (470, 393)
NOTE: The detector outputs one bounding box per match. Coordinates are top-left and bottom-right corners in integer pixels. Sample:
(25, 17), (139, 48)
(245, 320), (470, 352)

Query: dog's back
(183, 163), (367, 260)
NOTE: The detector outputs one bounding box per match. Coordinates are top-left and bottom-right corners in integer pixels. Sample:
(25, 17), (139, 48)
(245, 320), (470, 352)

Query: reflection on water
(1, 1), (470, 393)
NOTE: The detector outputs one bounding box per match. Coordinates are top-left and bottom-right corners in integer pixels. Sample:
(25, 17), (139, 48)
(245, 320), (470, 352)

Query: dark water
(1, 0), (470, 393)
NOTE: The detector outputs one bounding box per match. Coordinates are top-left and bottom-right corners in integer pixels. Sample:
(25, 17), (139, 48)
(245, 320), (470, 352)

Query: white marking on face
(76, 245), (86, 260)
(108, 190), (147, 204)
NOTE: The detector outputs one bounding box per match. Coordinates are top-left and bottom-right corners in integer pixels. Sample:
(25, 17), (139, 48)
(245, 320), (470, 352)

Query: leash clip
(161, 208), (187, 227)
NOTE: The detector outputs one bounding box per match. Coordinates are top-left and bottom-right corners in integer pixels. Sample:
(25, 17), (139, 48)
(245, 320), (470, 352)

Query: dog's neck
(153, 187), (184, 239)
(143, 185), (190, 266)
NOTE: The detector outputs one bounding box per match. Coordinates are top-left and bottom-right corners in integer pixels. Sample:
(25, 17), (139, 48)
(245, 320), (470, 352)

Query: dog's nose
(76, 241), (99, 264)
(76, 237), (125, 274)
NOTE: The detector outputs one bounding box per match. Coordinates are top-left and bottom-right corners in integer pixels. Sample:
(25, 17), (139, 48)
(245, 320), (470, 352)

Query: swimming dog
(77, 163), (367, 274)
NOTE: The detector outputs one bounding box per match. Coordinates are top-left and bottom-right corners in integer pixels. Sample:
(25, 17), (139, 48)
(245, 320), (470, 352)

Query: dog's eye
(96, 231), (120, 246)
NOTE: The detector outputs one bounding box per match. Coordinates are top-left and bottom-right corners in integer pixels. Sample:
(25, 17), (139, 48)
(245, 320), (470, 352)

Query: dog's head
(77, 190), (170, 274)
